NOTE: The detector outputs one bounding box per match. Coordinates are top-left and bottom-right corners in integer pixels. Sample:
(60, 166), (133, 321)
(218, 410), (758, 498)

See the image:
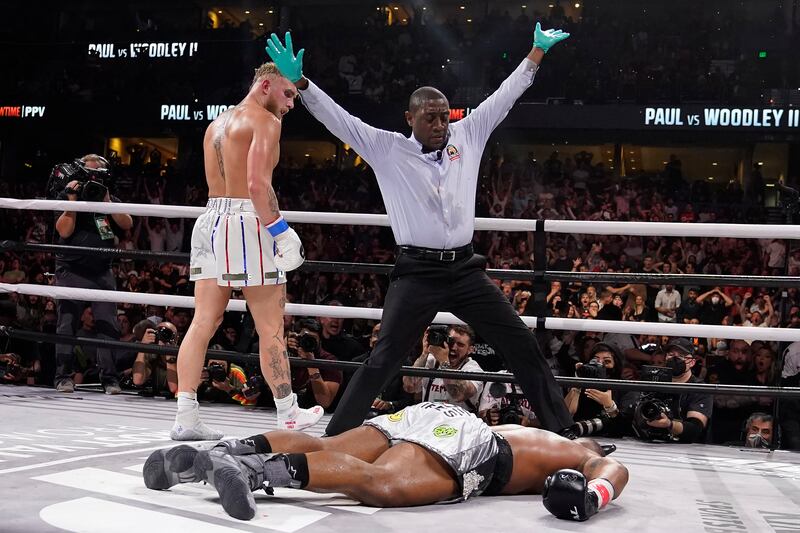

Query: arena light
(575, 2), (581, 7)
(758, 51), (767, 58)
(712, 162), (718, 166)
(467, 18), (472, 22)
(245, 10), (250, 14)
(268, 9), (274, 14)
(460, 5), (465, 9)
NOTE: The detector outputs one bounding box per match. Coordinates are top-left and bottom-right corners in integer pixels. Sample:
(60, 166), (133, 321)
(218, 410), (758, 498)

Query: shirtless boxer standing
(148, 402), (628, 522)
(169, 63), (323, 441)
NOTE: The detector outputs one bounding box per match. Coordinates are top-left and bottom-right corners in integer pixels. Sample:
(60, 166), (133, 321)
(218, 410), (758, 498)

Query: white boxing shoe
(170, 420), (224, 441)
(277, 405), (324, 431)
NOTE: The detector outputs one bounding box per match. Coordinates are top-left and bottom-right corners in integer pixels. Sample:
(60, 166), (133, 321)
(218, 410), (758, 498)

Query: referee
(267, 23), (573, 435)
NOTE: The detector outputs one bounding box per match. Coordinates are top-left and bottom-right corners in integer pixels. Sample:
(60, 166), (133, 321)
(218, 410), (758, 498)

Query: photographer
(131, 321), (179, 395)
(288, 318), (342, 410)
(200, 358), (260, 407)
(478, 372), (538, 427)
(563, 343), (640, 437)
(636, 338), (713, 443)
(0, 352), (40, 384)
(403, 325), (485, 413)
(50, 154), (133, 394)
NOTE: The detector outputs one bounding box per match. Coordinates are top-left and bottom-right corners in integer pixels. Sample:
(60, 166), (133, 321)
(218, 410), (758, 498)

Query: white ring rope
(3, 282), (799, 343)
(2, 197), (799, 238)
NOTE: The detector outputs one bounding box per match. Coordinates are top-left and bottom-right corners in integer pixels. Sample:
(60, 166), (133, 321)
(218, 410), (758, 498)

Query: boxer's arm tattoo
(267, 184), (281, 220)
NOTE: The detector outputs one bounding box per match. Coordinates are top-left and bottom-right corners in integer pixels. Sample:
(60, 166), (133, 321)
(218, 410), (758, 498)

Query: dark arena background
(2, 1), (800, 531)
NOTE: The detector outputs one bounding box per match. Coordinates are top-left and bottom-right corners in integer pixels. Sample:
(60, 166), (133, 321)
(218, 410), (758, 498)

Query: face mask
(711, 297), (720, 305)
(667, 357), (687, 376)
(746, 433), (770, 449)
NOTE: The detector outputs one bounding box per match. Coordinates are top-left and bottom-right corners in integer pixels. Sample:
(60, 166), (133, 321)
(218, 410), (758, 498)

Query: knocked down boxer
(145, 402), (628, 521)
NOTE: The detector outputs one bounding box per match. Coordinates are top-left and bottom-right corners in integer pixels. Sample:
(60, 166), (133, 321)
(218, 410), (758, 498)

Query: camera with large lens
(47, 159), (109, 201)
(0, 359), (21, 380)
(154, 326), (175, 345)
(632, 365), (674, 441)
(576, 359), (607, 380)
(427, 325), (454, 348)
(498, 403), (524, 425)
(206, 363), (228, 382)
(488, 381), (525, 425)
(297, 332), (318, 353)
(636, 397), (672, 422)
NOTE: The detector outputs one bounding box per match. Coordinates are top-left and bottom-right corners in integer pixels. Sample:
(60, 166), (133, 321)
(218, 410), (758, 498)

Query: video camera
(488, 382), (526, 425)
(427, 325), (455, 349)
(46, 157), (111, 202)
(633, 365), (674, 441)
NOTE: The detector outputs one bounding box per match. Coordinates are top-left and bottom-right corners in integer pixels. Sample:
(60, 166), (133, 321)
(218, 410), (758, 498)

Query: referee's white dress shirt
(299, 59), (539, 250)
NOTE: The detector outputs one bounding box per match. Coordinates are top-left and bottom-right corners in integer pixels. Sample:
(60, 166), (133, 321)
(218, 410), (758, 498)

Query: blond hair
(252, 62), (282, 85)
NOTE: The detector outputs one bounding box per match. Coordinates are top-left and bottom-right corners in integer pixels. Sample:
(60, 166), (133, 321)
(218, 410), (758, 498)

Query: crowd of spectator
(2, 0), (797, 108)
(1, 140), (799, 449)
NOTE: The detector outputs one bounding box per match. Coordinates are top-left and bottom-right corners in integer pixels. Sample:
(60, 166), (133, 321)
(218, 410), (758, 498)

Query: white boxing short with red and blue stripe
(189, 198), (286, 287)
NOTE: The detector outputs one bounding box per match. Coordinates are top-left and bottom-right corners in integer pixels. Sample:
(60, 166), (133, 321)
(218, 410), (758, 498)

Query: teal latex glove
(533, 22), (570, 53)
(265, 32), (305, 83)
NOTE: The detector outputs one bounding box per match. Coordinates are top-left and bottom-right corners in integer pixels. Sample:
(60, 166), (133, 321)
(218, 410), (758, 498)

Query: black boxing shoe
(143, 444), (202, 490)
(193, 447), (296, 521)
(600, 444), (617, 456)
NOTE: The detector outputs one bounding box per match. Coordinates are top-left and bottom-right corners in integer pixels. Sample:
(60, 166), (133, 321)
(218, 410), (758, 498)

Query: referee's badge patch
(446, 144), (460, 161)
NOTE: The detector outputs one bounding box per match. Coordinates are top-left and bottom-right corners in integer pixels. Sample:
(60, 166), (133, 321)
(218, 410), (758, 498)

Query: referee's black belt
(398, 244), (473, 262)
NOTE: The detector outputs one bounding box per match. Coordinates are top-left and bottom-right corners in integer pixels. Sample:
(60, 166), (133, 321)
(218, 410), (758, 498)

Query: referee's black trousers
(326, 252), (573, 435)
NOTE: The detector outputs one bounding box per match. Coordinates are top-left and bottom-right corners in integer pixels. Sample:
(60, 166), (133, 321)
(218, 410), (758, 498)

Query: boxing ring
(2, 197), (800, 532)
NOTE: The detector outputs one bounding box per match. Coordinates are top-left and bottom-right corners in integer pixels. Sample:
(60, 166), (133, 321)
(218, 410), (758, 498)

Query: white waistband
(206, 197), (256, 214)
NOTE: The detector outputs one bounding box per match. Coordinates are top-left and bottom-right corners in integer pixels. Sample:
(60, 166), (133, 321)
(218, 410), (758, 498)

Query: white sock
(274, 392), (297, 418)
(176, 392), (199, 426)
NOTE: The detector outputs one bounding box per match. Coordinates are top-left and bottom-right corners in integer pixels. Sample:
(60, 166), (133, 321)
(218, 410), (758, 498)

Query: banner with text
(88, 41), (199, 60)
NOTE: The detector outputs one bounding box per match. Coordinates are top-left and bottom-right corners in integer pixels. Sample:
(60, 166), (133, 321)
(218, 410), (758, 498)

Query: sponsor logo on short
(433, 424), (458, 438)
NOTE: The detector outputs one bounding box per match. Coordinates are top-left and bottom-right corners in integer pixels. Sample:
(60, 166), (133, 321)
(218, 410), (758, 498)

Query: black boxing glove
(543, 469), (612, 521)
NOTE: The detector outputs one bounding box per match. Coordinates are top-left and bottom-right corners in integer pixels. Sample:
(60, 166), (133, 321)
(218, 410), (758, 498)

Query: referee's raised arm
(265, 26), (578, 437)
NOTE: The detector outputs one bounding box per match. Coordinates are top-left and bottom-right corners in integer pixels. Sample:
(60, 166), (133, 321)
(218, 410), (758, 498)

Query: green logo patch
(433, 425), (458, 438)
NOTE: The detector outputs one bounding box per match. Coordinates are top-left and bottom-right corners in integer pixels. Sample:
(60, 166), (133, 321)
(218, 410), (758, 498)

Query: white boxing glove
(266, 216), (305, 272)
